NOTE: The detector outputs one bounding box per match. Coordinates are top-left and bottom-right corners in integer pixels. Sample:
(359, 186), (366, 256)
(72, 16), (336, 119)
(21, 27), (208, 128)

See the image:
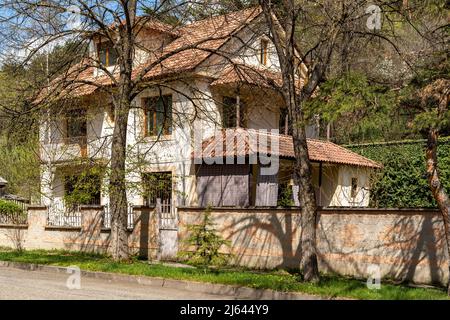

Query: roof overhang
(193, 128), (382, 169)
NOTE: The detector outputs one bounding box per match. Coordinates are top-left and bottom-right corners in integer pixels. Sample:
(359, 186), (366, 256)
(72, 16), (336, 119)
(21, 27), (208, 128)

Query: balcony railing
(63, 136), (87, 145)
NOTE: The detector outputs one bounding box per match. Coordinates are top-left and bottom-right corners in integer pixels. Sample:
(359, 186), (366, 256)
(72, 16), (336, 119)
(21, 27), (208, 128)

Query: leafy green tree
(305, 72), (413, 144)
(404, 52), (450, 295)
(351, 140), (450, 208)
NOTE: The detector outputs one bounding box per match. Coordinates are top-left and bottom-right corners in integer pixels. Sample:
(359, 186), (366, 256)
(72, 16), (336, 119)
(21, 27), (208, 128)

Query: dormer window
(98, 41), (118, 67)
(260, 39), (268, 65)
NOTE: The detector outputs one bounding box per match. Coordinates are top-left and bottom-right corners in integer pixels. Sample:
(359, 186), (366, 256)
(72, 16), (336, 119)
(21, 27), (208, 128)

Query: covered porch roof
(194, 128), (382, 169)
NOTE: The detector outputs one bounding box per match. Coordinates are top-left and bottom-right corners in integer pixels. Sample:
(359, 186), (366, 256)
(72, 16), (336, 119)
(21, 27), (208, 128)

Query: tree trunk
(281, 61), (320, 283)
(426, 129), (450, 296)
(290, 100), (320, 283)
(259, 0), (320, 282)
(109, 97), (131, 261)
(109, 0), (137, 261)
(426, 129), (450, 295)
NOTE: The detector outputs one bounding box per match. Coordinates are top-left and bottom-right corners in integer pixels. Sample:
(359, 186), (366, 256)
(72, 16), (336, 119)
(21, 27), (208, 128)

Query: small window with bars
(222, 96), (246, 128)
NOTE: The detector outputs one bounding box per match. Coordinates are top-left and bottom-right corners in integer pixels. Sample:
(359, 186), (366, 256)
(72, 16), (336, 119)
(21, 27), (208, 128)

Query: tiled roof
(210, 64), (305, 90)
(135, 6), (262, 79)
(108, 17), (180, 37)
(211, 65), (282, 87)
(49, 7), (263, 98)
(194, 128), (382, 168)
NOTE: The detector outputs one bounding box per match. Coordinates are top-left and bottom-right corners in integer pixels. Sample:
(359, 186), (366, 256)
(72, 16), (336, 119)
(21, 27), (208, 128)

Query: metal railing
(102, 204), (135, 230)
(157, 198), (177, 230)
(47, 202), (82, 227)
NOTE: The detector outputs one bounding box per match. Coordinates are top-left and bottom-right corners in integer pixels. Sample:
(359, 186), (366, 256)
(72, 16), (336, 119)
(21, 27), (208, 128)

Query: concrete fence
(178, 207), (449, 286)
(0, 205), (160, 259)
(0, 206), (448, 286)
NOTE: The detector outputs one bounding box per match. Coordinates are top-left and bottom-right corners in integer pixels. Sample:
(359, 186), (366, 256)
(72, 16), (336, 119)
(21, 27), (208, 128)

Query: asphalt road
(0, 266), (237, 300)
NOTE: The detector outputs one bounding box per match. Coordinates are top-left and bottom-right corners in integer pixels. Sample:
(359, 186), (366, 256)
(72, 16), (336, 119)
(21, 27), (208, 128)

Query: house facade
(38, 7), (381, 226)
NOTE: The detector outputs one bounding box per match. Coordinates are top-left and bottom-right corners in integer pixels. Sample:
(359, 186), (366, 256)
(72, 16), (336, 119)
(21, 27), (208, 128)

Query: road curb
(0, 260), (328, 300)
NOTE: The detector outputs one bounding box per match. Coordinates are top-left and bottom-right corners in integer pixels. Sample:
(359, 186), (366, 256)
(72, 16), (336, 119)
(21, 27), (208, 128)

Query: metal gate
(156, 198), (176, 230)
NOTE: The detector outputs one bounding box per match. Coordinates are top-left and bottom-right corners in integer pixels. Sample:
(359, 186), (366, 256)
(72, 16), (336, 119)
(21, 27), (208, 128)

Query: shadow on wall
(180, 208), (449, 285)
(63, 208), (111, 254)
(316, 211), (448, 286)
(62, 208), (155, 259)
(218, 210), (303, 269)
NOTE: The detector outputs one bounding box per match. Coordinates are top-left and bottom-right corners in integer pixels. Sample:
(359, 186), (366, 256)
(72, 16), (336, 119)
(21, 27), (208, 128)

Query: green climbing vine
(349, 138), (450, 208)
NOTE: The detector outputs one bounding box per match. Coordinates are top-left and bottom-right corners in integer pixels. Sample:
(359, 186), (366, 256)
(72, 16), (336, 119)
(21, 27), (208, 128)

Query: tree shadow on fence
(223, 210), (302, 269)
(212, 209), (447, 286)
(317, 211), (447, 286)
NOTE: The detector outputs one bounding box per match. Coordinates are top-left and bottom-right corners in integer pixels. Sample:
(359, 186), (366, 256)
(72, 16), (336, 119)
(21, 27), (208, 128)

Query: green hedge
(0, 199), (24, 216)
(349, 138), (450, 208)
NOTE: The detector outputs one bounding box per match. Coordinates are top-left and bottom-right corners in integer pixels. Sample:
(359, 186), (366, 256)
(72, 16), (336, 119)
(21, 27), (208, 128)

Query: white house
(38, 7), (381, 226)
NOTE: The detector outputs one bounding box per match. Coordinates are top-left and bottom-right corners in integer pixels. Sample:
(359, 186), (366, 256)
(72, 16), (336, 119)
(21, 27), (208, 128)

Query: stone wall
(1, 205), (448, 286)
(178, 207), (449, 286)
(0, 206), (160, 259)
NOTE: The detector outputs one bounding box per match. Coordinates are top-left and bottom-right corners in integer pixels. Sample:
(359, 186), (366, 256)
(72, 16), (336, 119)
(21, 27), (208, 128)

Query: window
(222, 96), (246, 128)
(260, 39), (268, 65)
(98, 41), (118, 67)
(144, 95), (172, 136)
(143, 172), (172, 207)
(66, 109), (87, 141)
(351, 177), (358, 198)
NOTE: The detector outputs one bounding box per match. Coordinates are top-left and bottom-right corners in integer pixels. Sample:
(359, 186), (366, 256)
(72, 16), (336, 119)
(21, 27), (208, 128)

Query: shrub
(179, 207), (231, 267)
(0, 199), (24, 216)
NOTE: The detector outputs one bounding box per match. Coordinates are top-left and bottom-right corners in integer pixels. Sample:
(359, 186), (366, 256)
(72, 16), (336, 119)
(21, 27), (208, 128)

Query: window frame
(222, 96), (246, 128)
(260, 39), (268, 66)
(63, 172), (102, 206)
(143, 95), (173, 137)
(97, 41), (118, 67)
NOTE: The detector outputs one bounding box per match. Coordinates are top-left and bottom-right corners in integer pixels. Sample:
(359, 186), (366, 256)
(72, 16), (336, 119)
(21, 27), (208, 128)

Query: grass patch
(0, 248), (447, 300)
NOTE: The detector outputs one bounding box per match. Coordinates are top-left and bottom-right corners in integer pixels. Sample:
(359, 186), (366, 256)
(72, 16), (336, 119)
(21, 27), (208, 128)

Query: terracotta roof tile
(48, 7), (263, 99)
(210, 64), (305, 89)
(136, 6), (262, 80)
(194, 128), (382, 168)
